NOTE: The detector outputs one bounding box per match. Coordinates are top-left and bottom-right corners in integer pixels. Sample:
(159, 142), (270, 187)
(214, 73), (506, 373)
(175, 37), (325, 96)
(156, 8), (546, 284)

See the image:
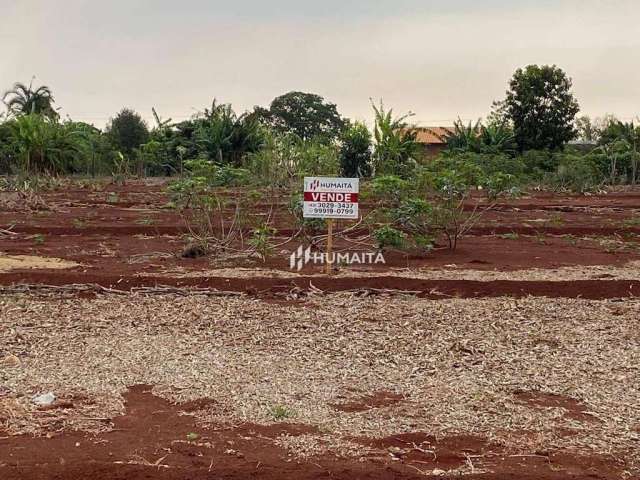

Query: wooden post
(326, 219), (333, 275)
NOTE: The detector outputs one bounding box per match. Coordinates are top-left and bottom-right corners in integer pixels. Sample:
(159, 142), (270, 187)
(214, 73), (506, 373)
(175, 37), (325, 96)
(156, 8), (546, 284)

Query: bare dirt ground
(1, 180), (639, 479)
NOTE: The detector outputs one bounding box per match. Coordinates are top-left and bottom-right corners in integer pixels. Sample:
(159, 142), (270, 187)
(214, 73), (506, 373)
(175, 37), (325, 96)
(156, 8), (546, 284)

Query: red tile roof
(400, 127), (454, 145)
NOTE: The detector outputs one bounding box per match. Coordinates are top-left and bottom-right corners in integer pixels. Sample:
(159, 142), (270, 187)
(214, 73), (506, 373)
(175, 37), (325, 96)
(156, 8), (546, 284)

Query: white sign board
(303, 177), (359, 220)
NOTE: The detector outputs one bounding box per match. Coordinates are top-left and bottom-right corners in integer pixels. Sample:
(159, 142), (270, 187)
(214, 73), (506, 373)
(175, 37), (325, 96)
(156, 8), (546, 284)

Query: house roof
(400, 127), (454, 145)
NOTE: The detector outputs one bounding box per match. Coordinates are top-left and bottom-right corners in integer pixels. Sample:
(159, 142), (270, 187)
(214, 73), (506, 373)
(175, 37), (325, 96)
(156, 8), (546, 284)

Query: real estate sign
(303, 177), (359, 220)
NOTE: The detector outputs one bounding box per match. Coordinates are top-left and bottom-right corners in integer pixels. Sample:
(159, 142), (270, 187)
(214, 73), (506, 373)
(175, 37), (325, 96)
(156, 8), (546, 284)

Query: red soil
(0, 386), (630, 480)
(1, 182), (639, 299)
(1, 270), (639, 299)
(514, 391), (599, 423)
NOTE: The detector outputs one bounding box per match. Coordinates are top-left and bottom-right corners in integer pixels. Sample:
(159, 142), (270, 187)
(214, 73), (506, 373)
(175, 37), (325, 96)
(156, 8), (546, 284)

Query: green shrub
(339, 121), (372, 177)
(482, 172), (520, 201)
(368, 175), (412, 206)
(373, 225), (406, 251)
(248, 224), (276, 261)
(287, 193), (326, 242)
(548, 154), (603, 192)
(521, 149), (555, 177)
(390, 198), (435, 252)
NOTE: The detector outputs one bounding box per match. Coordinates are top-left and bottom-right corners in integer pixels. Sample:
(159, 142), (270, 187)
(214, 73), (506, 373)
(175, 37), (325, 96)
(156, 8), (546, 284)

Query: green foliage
(248, 224), (276, 261)
(575, 115), (599, 142)
(268, 405), (294, 421)
(548, 154), (603, 193)
(371, 101), (421, 177)
(246, 132), (339, 187)
(255, 91), (346, 141)
(2, 80), (58, 120)
(427, 153), (524, 199)
(288, 193), (326, 242)
(390, 198), (435, 252)
(368, 175), (412, 207)
(339, 121), (372, 177)
(520, 149), (555, 177)
(32, 234), (46, 245)
(168, 159), (251, 207)
(373, 225), (406, 251)
(444, 119), (516, 156)
(105, 108), (149, 157)
(479, 123), (517, 156)
(503, 65), (580, 151)
(597, 120), (640, 184)
(194, 100), (266, 166)
(482, 172), (519, 201)
(4, 114), (88, 174)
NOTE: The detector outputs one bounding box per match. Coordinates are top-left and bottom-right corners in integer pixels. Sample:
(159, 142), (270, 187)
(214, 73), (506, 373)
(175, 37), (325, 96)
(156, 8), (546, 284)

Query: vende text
(303, 192), (359, 202)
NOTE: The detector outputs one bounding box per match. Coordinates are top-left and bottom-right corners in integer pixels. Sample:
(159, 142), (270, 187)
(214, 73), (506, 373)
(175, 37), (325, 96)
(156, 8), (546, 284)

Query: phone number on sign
(306, 202), (356, 215)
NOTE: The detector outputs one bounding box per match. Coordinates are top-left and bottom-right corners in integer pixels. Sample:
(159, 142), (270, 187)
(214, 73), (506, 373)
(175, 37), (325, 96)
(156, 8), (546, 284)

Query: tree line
(1, 65), (638, 190)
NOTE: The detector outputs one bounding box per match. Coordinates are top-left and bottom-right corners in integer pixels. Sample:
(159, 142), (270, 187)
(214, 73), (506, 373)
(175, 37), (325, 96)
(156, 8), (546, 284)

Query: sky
(1, 0), (639, 128)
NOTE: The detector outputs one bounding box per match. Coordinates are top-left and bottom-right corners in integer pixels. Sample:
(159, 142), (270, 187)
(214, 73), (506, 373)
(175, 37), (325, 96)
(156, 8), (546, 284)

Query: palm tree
(443, 118), (516, 156)
(2, 79), (59, 120)
(371, 100), (420, 177)
(444, 119), (482, 153)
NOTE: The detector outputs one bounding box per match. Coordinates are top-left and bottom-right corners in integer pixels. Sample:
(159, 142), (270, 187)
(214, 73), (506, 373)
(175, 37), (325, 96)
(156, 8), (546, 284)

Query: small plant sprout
(248, 224), (276, 262)
(136, 217), (154, 226)
(32, 233), (46, 245)
(499, 232), (519, 240)
(268, 405), (294, 421)
(72, 218), (86, 229)
(106, 192), (120, 204)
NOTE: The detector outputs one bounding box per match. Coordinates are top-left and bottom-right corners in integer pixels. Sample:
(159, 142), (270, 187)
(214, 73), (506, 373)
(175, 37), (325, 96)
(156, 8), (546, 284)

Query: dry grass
(138, 259), (640, 281)
(0, 293), (638, 471)
(0, 255), (80, 273)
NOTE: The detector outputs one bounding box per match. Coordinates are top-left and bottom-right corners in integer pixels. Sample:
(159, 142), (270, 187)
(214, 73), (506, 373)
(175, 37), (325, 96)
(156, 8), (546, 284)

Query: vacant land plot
(1, 181), (639, 479)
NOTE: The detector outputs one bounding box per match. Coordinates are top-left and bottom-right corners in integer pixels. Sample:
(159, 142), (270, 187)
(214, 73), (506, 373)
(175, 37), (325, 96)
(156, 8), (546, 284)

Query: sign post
(325, 219), (333, 274)
(303, 177), (359, 275)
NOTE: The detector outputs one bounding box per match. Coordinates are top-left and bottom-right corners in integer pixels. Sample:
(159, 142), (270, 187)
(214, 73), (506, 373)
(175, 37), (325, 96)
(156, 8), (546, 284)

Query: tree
(599, 120), (640, 184)
(339, 122), (372, 177)
(257, 91), (345, 141)
(106, 108), (149, 175)
(2, 80), (59, 120)
(443, 119), (516, 156)
(486, 100), (510, 128)
(371, 100), (421, 177)
(105, 108), (149, 156)
(195, 100), (265, 166)
(6, 114), (87, 174)
(503, 65), (580, 151)
(575, 115), (598, 142)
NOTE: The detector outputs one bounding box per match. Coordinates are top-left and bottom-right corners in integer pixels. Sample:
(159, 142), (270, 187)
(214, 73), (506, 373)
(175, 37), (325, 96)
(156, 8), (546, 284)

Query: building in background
(406, 127), (454, 157)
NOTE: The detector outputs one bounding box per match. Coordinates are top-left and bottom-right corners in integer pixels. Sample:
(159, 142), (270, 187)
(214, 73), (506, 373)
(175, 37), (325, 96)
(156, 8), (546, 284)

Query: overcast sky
(1, 0), (639, 127)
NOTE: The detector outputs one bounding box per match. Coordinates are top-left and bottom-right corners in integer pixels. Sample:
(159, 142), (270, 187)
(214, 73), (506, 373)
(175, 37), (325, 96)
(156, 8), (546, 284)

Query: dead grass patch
(0, 293), (638, 470)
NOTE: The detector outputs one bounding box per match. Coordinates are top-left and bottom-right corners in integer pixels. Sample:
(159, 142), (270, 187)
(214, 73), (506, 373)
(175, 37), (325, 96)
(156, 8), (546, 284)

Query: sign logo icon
(289, 245), (311, 271)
